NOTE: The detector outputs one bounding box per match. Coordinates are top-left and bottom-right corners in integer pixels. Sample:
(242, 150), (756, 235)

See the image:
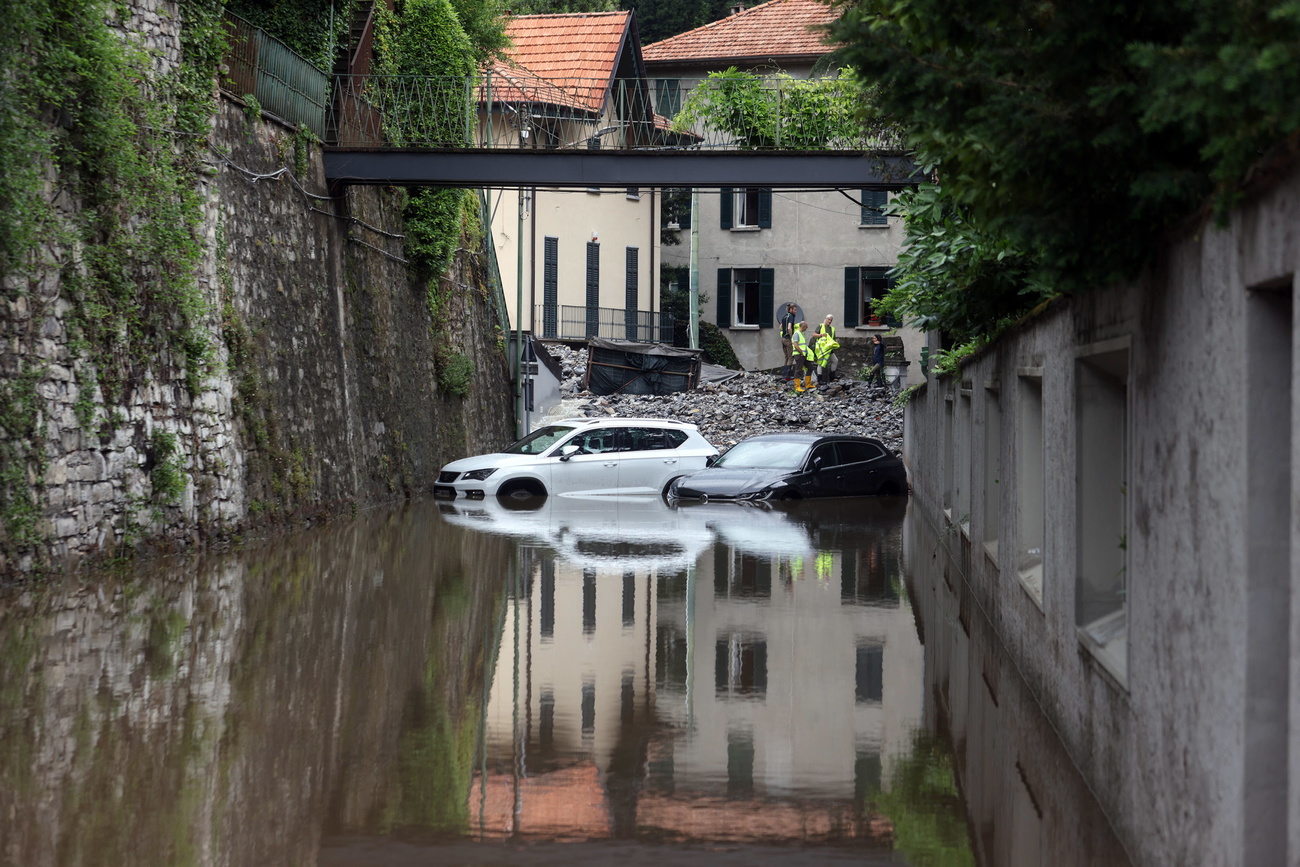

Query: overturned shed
(585, 337), (704, 395)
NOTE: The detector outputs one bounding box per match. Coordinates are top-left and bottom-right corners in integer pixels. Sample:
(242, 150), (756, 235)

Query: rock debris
(541, 345), (905, 454)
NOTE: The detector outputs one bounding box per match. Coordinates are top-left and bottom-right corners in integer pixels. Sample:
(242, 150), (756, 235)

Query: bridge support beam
(322, 149), (918, 190)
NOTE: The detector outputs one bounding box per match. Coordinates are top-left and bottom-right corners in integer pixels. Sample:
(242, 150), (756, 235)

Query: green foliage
(373, 0), (476, 147)
(225, 0), (354, 71)
(674, 67), (879, 149)
(624, 0), (733, 46)
(699, 320), (740, 369)
(242, 94), (263, 123)
(149, 430), (187, 506)
(826, 0), (1300, 341)
(868, 730), (974, 867)
(875, 179), (1053, 344)
(407, 189), (472, 284)
(436, 350), (474, 397)
(507, 0), (617, 12)
(0, 367), (47, 560)
(447, 0), (511, 63)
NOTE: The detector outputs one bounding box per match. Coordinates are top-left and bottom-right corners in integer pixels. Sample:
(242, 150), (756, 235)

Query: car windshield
(714, 439), (811, 470)
(501, 424), (578, 455)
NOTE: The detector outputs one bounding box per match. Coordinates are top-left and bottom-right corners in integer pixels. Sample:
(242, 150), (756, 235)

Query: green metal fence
(223, 13), (328, 138)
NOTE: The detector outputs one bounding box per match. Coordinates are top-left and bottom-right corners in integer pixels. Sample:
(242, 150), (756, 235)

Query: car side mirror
(706, 454), (719, 467)
(558, 444), (581, 461)
(811, 456), (823, 472)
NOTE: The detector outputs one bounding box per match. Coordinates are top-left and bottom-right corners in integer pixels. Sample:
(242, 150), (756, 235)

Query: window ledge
(858, 223), (889, 230)
(1078, 610), (1128, 688)
(729, 324), (760, 331)
(855, 324), (890, 331)
(1018, 563), (1044, 610)
(729, 226), (762, 232)
(983, 540), (999, 567)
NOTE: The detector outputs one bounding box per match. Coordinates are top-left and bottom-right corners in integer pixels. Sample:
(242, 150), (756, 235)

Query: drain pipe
(689, 188), (699, 350)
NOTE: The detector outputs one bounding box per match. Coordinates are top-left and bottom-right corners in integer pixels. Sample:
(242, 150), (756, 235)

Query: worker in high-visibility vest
(812, 333), (839, 387)
(792, 321), (812, 392)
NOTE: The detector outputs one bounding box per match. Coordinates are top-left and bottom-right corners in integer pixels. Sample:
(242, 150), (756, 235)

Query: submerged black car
(666, 432), (907, 502)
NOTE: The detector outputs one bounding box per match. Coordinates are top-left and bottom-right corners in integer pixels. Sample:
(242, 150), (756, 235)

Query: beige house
(644, 0), (922, 380)
(484, 13), (687, 342)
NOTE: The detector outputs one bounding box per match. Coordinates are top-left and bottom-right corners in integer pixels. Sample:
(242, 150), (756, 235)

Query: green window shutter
(861, 190), (887, 226)
(720, 187), (733, 229)
(758, 268), (774, 328)
(586, 242), (600, 337)
(758, 189), (772, 229)
(716, 268), (732, 328)
(843, 267), (860, 327)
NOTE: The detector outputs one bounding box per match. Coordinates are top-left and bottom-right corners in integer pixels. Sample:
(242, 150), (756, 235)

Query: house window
(715, 267), (774, 328)
(656, 78), (682, 118)
(715, 632), (767, 698)
(719, 187), (771, 229)
(543, 236), (558, 339)
(855, 643), (884, 703)
(733, 268), (761, 326)
(624, 246), (639, 340)
(860, 267), (890, 325)
(585, 242), (600, 337)
(1075, 339), (1130, 684)
(1016, 369), (1045, 606)
(860, 189), (888, 226)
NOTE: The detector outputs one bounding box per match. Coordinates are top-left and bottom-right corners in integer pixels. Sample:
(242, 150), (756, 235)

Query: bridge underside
(322, 149), (917, 189)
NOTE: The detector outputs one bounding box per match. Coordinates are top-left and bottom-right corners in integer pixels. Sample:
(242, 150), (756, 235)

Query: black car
(666, 432), (907, 502)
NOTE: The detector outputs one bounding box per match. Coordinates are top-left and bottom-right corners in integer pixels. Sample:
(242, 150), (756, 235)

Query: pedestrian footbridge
(317, 74), (916, 190)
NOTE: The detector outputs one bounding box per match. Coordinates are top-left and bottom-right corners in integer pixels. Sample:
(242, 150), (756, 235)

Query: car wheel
(661, 475), (684, 499)
(878, 480), (904, 497)
(498, 479), (547, 501)
(777, 489), (802, 501)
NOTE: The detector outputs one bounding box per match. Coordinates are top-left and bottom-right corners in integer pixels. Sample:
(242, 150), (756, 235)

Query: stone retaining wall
(0, 0), (513, 577)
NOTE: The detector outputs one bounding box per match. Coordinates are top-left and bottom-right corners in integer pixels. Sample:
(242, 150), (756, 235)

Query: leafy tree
(505, 0), (617, 12)
(673, 67), (885, 149)
(624, 0), (732, 46)
(825, 0), (1300, 341)
(225, 0), (354, 71)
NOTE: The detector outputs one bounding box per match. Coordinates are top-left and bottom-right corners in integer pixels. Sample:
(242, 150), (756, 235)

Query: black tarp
(585, 337), (704, 396)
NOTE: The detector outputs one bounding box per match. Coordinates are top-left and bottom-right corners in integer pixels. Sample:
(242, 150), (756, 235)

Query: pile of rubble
(541, 344), (905, 453)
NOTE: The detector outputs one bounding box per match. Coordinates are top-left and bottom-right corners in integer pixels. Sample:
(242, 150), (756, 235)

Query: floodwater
(0, 495), (1126, 866)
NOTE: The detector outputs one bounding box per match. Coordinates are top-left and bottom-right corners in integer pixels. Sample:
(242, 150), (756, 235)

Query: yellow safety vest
(792, 329), (808, 358)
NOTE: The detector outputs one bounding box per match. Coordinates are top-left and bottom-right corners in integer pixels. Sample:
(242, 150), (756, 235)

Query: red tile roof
(643, 0), (839, 66)
(484, 12), (633, 113)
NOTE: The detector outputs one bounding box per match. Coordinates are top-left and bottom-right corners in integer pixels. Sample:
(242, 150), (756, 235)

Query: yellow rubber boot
(805, 375), (816, 390)
(794, 373), (804, 392)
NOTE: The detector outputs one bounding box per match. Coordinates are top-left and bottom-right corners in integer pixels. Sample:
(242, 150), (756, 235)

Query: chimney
(730, 2), (745, 14)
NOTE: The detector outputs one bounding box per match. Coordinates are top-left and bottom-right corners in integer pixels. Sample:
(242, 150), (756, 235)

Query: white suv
(434, 417), (719, 501)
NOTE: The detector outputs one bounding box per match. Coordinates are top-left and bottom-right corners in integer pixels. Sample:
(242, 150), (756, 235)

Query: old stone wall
(0, 0), (513, 577)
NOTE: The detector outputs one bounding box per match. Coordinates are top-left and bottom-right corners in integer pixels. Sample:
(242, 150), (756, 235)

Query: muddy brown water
(0, 496), (1124, 866)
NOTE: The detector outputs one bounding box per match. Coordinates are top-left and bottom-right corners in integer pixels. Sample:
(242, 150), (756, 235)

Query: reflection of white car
(434, 417), (718, 501)
(436, 494), (717, 570)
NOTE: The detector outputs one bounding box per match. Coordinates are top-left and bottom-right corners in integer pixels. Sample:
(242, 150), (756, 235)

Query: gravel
(539, 345), (905, 454)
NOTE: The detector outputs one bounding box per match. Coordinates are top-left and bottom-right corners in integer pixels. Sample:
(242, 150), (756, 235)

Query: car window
(566, 428), (618, 454)
(810, 443), (840, 469)
(716, 439), (810, 470)
(624, 427), (680, 451)
(836, 440), (884, 464)
(503, 424), (577, 455)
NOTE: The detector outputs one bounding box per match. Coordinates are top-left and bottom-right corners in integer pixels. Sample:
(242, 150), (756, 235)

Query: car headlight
(461, 468), (497, 481)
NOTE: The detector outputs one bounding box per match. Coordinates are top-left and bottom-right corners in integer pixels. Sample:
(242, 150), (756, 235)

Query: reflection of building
(477, 498), (921, 843)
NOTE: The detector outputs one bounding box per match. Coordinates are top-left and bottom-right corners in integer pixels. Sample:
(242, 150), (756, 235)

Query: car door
(551, 427), (622, 494)
(801, 442), (843, 497)
(834, 439), (886, 495)
(615, 427), (690, 494)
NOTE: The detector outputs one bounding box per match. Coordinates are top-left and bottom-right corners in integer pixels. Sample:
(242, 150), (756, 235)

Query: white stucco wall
(902, 162), (1300, 866)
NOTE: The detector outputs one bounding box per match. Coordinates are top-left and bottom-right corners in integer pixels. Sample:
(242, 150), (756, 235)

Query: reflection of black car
(666, 433), (908, 502)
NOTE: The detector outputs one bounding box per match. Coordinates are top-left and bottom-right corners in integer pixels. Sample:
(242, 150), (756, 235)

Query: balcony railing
(535, 305), (675, 344)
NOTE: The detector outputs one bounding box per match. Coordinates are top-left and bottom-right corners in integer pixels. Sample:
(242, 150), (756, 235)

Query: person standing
(778, 303), (798, 380)
(814, 314), (838, 381)
(866, 334), (886, 389)
(792, 321), (811, 392)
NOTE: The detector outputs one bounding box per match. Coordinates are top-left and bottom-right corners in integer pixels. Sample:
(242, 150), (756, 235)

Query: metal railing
(535, 305), (675, 343)
(328, 73), (904, 152)
(224, 14), (329, 138)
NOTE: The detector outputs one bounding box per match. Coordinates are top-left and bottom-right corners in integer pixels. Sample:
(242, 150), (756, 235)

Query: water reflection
(451, 494), (924, 854)
(0, 495), (985, 866)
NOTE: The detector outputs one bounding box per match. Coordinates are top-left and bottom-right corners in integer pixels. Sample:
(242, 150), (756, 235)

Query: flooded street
(0, 496), (1124, 866)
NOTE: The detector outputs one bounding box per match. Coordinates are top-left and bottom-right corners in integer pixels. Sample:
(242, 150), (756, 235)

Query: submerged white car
(434, 417), (718, 501)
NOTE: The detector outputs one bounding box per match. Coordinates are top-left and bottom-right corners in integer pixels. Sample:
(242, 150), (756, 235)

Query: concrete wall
(902, 160), (1300, 866)
(0, 0), (514, 577)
